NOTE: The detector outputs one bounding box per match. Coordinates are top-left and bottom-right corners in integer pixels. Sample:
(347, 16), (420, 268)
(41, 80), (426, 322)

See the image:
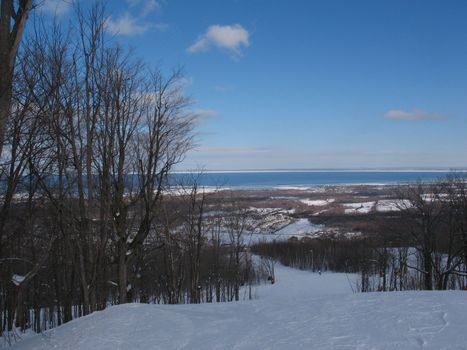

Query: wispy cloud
(191, 109), (220, 126)
(106, 0), (165, 36)
(384, 109), (447, 121)
(193, 147), (272, 156)
(126, 0), (160, 17)
(192, 109), (220, 118)
(105, 14), (153, 36)
(187, 24), (250, 58)
(39, 0), (72, 16)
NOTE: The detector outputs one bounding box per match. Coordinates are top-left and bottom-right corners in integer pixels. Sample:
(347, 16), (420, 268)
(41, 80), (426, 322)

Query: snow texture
(10, 264), (467, 350)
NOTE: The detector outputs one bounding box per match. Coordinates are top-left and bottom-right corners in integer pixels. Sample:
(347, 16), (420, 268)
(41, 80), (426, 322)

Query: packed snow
(9, 263), (467, 350)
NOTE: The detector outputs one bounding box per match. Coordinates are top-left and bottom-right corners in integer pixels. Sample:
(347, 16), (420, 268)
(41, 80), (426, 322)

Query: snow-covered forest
(1, 1), (467, 349)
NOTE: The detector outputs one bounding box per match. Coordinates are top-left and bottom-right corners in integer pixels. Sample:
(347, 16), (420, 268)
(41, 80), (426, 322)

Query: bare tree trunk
(0, 0), (33, 156)
(118, 239), (128, 304)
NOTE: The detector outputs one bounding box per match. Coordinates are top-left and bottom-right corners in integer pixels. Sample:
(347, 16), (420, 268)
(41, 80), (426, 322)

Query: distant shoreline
(178, 182), (434, 192)
(174, 169), (467, 174)
(169, 171), (462, 189)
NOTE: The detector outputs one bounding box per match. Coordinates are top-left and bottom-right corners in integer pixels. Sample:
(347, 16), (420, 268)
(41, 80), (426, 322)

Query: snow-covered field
(226, 218), (324, 244)
(343, 200), (411, 214)
(375, 199), (412, 212)
(253, 218), (323, 242)
(299, 198), (335, 206)
(344, 201), (375, 214)
(211, 208), (324, 244)
(9, 263), (467, 350)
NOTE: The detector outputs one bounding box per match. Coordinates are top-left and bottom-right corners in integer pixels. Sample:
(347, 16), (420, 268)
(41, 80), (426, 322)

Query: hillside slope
(10, 265), (467, 350)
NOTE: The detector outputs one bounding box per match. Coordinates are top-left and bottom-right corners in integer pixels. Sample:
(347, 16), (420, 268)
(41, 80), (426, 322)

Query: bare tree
(104, 67), (194, 304)
(225, 204), (250, 301)
(184, 183), (207, 304)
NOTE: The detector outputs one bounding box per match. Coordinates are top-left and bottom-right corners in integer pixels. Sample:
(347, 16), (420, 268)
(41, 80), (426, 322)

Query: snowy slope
(10, 265), (467, 350)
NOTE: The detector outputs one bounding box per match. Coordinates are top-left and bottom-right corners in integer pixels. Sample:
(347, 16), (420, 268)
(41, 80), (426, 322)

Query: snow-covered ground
(299, 198), (335, 206)
(9, 263), (467, 350)
(375, 199), (413, 212)
(213, 215), (323, 245)
(343, 201), (375, 214)
(343, 199), (413, 213)
(270, 218), (323, 238)
(245, 218), (324, 243)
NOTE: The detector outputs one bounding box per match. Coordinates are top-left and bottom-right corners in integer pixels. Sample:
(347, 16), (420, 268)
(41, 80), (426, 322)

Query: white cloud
(106, 0), (164, 36)
(176, 76), (193, 88)
(105, 13), (154, 36)
(143, 0), (160, 14)
(40, 0), (72, 16)
(187, 24), (250, 57)
(191, 109), (220, 126)
(126, 0), (160, 16)
(384, 109), (447, 121)
(192, 109), (220, 118)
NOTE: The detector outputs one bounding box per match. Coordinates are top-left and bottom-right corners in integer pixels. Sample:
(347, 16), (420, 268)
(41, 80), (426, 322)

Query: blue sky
(40, 0), (467, 170)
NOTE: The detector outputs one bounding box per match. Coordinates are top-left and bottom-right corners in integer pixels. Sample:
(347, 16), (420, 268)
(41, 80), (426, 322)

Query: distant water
(171, 171), (459, 188)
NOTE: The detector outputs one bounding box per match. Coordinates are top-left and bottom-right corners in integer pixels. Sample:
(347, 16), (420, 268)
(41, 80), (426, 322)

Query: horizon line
(174, 167), (467, 174)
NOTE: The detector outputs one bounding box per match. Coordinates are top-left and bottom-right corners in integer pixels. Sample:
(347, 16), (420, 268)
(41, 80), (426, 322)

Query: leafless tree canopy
(0, 3), (267, 340)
